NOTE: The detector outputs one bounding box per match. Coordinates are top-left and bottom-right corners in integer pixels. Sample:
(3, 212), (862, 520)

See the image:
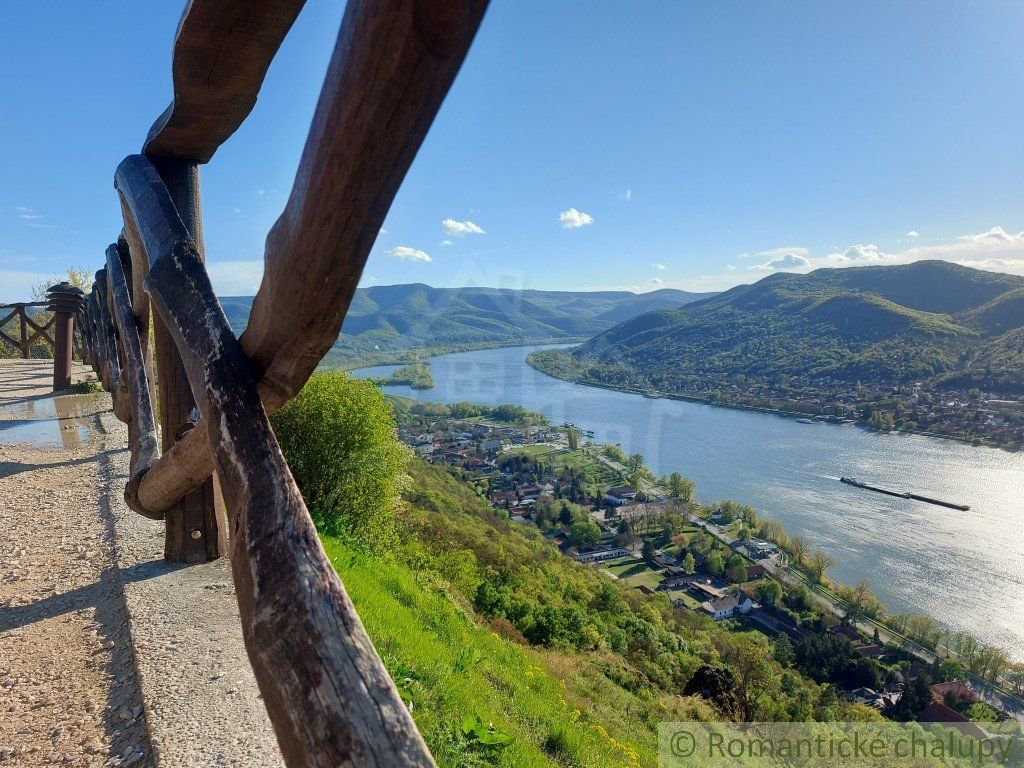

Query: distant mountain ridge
(532, 261), (1024, 395)
(219, 283), (716, 366)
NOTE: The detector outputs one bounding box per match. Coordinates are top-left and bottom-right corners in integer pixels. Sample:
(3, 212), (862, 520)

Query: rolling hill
(219, 284), (714, 366)
(528, 261), (1024, 398)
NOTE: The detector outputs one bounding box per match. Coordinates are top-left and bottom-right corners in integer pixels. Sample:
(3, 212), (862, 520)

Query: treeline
(406, 400), (550, 426)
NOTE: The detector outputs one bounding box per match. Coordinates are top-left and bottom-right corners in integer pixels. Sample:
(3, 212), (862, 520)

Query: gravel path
(0, 360), (152, 767)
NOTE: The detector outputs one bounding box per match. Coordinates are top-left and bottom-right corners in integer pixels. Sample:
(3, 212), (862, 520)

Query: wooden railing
(0, 302), (54, 359)
(74, 1), (489, 765)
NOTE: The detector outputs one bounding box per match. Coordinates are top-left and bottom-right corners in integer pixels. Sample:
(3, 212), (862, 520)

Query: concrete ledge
(98, 412), (284, 767)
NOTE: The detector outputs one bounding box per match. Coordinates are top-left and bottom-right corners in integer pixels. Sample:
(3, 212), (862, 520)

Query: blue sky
(3, 1), (1024, 302)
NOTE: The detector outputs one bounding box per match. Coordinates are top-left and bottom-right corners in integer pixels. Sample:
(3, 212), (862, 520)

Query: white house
(603, 486), (638, 506)
(701, 593), (754, 620)
(573, 545), (629, 564)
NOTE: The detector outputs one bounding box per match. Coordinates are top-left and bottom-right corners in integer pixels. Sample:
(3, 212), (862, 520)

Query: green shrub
(271, 371), (406, 551)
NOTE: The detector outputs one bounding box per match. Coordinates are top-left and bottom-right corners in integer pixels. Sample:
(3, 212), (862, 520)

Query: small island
(376, 360), (435, 389)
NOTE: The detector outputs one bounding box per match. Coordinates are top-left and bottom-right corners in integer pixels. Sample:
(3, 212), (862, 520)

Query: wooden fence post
(147, 157), (226, 563)
(19, 308), (30, 359)
(45, 283), (85, 391)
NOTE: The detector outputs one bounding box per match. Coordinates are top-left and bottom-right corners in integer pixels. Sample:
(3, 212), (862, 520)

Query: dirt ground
(0, 360), (152, 767)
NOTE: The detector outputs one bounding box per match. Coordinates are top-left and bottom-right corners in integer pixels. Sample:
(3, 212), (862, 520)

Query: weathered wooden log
(115, 152), (434, 767)
(91, 270), (122, 394)
(134, 0), (489, 513)
(124, 156), (226, 561)
(104, 244), (163, 521)
(144, 0), (306, 162)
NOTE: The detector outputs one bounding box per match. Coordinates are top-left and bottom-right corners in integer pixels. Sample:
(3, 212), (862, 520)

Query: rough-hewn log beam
(144, 0), (306, 162)
(105, 244), (163, 521)
(135, 0), (489, 512)
(115, 152), (433, 767)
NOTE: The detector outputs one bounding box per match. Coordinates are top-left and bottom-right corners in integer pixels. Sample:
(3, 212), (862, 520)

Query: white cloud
(651, 263), (666, 270)
(743, 246), (808, 259)
(956, 226), (1023, 245)
(649, 277), (663, 285)
(440, 239), (454, 246)
(827, 244), (890, 263)
(905, 230), (919, 238)
(750, 253), (811, 271)
(387, 246), (431, 263)
(441, 218), (485, 237)
(559, 208), (594, 229)
(726, 265), (737, 271)
(233, 207), (242, 214)
(617, 189), (632, 201)
(379, 228), (388, 235)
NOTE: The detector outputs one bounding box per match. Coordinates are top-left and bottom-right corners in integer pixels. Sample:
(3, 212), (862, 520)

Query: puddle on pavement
(0, 392), (109, 421)
(0, 393), (108, 449)
(0, 419), (96, 448)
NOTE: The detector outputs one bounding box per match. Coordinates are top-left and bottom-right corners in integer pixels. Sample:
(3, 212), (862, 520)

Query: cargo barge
(839, 477), (969, 511)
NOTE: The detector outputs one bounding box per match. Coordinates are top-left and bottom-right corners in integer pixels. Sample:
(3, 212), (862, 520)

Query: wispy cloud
(13, 206), (42, 220)
(651, 263), (666, 270)
(649, 277), (663, 285)
(559, 208), (594, 229)
(905, 230), (919, 238)
(439, 239), (454, 247)
(387, 246), (431, 263)
(617, 189), (632, 202)
(442, 218), (485, 237)
(743, 246), (809, 259)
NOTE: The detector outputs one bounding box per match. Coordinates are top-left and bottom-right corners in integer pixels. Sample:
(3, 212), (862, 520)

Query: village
(394, 397), (1021, 729)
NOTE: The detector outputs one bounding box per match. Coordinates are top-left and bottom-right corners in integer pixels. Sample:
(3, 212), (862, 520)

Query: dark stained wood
(244, 0), (489, 410)
(148, 157), (226, 561)
(144, 0), (306, 162)
(91, 271), (122, 394)
(135, 0), (489, 513)
(104, 244), (163, 520)
(115, 152), (434, 767)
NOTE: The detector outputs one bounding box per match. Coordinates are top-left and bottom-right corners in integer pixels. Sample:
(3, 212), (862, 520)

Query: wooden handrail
(144, 0), (306, 162)
(116, 151), (433, 767)
(104, 242), (162, 520)
(136, 0), (489, 513)
(73, 1), (491, 763)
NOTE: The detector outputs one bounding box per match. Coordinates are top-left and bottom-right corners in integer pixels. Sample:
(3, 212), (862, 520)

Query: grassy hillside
(219, 284), (714, 367)
(328, 458), (883, 766)
(531, 261), (1024, 394)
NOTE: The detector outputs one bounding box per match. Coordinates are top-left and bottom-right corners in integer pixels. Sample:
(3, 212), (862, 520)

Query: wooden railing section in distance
(75, 1), (490, 765)
(0, 302), (53, 359)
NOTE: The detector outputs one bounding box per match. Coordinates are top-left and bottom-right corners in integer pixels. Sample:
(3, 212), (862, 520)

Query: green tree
(756, 580), (783, 606)
(566, 425), (580, 451)
(271, 372), (406, 551)
(668, 472), (695, 504)
(704, 551), (725, 576)
(568, 520), (601, 547)
(681, 552), (696, 574)
(807, 550), (836, 583)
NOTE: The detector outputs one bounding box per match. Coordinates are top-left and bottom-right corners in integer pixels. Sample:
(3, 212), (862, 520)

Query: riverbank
(358, 343), (1024, 662)
(524, 349), (1021, 453)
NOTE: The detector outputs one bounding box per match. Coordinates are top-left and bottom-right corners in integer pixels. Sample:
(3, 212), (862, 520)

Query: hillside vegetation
(220, 284), (714, 367)
(530, 261), (1024, 396)
(271, 373), (881, 767)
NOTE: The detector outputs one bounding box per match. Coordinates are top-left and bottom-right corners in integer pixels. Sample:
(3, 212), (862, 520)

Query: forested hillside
(531, 262), (1024, 391)
(220, 284), (714, 367)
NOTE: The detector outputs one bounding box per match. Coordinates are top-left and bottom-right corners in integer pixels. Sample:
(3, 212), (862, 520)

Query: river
(354, 344), (1024, 659)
